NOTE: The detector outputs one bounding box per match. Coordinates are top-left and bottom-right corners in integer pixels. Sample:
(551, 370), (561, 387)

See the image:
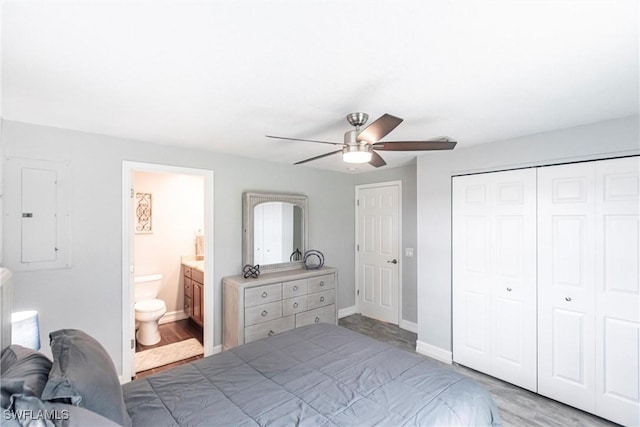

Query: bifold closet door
(538, 162), (597, 412)
(538, 156), (639, 427)
(453, 168), (537, 391)
(594, 157), (639, 426)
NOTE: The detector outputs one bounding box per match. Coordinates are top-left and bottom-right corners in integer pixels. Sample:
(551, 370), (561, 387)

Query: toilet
(134, 274), (166, 346)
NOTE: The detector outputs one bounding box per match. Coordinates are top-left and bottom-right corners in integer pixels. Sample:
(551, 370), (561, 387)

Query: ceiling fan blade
(369, 150), (387, 168)
(373, 140), (457, 151)
(266, 135), (343, 146)
(293, 149), (342, 165)
(357, 113), (403, 143)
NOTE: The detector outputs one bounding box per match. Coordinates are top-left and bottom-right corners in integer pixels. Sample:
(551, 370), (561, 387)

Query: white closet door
(538, 162), (596, 413)
(453, 169), (537, 390)
(453, 174), (492, 374)
(594, 157), (640, 427)
(489, 169), (537, 391)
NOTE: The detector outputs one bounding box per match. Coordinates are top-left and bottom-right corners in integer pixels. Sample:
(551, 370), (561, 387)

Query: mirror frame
(242, 192), (309, 273)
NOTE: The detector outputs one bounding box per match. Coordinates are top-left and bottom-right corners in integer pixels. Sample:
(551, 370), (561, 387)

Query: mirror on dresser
(242, 192), (308, 273)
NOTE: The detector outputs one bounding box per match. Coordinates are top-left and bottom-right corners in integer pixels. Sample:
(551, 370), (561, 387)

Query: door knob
(387, 259), (398, 264)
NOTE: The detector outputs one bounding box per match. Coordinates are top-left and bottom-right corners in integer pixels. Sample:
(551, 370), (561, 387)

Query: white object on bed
(11, 310), (40, 350)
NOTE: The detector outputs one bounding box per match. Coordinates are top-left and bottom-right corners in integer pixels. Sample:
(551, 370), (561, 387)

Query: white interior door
(594, 157), (640, 427)
(538, 162), (596, 413)
(453, 169), (537, 391)
(357, 183), (400, 324)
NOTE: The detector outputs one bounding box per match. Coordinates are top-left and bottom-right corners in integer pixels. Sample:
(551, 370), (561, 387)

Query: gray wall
(1, 120), (357, 374)
(416, 115), (640, 351)
(354, 163), (418, 325)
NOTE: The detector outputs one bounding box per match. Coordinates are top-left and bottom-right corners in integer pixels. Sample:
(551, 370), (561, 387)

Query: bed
(2, 315), (501, 426)
(123, 323), (501, 426)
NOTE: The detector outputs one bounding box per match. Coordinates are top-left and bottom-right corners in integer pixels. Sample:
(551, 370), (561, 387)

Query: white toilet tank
(134, 274), (163, 303)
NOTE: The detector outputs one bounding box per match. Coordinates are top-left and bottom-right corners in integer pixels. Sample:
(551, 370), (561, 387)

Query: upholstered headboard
(0, 267), (13, 352)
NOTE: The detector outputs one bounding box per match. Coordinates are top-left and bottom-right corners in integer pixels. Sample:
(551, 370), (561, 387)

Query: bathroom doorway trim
(121, 161), (214, 383)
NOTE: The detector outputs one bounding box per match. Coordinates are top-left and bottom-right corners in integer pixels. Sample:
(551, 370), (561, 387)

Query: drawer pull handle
(261, 310), (268, 317)
(319, 281), (325, 286)
(268, 330), (274, 337)
(320, 296), (325, 302)
(314, 317), (320, 323)
(261, 292), (268, 298)
(293, 285), (298, 291)
(506, 287), (512, 292)
(293, 302), (299, 308)
(565, 297), (572, 302)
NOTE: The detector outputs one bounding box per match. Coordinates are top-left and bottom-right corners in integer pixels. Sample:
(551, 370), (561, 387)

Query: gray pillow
(0, 345), (52, 408)
(40, 329), (131, 427)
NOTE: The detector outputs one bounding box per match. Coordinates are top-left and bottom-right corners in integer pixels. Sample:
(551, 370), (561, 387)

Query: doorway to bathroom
(121, 161), (214, 382)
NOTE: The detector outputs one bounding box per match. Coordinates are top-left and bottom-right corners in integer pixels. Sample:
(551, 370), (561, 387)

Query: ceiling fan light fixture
(342, 144), (372, 163)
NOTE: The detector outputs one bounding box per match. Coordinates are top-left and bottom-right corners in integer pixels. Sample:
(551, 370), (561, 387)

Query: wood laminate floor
(339, 314), (618, 427)
(134, 319), (203, 379)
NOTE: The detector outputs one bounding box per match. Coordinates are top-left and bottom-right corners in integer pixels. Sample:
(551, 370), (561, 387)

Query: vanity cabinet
(183, 265), (204, 327)
(223, 267), (338, 350)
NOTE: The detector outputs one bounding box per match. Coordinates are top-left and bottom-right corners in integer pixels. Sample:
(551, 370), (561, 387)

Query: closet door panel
(489, 169), (537, 391)
(453, 176), (491, 373)
(453, 169), (536, 391)
(493, 298), (522, 364)
(550, 308), (588, 383)
(538, 162), (596, 412)
(594, 156), (640, 426)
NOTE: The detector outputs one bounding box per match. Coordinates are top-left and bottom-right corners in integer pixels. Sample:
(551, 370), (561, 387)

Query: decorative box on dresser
(223, 266), (338, 350)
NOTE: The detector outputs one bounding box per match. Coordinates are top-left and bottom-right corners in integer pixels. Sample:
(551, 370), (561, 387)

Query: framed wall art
(135, 192), (153, 233)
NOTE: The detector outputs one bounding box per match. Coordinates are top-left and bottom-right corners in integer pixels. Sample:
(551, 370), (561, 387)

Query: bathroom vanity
(182, 262), (204, 327)
(223, 267), (338, 350)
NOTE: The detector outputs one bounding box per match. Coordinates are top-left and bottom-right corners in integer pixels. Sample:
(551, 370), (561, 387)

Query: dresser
(182, 263), (204, 327)
(223, 267), (338, 350)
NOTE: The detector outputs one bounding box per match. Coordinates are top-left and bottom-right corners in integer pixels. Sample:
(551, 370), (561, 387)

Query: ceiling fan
(266, 112), (457, 168)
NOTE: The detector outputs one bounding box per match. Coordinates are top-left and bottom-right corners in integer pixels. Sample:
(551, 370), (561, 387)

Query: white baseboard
(159, 310), (189, 324)
(416, 340), (453, 364)
(399, 319), (418, 333)
(338, 305), (358, 318)
(211, 344), (222, 355)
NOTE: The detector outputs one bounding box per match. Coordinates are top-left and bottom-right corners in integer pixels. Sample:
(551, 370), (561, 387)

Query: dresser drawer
(184, 266), (192, 278)
(245, 283), (282, 307)
(307, 289), (335, 310)
(245, 316), (295, 343)
(283, 279), (307, 299)
(308, 274), (335, 293)
(283, 295), (307, 316)
(245, 301), (282, 326)
(295, 304), (336, 327)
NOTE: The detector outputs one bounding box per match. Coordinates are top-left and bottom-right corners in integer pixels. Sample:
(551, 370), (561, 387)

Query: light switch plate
(405, 248), (414, 257)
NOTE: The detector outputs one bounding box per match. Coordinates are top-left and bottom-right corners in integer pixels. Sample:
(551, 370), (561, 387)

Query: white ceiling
(2, 0), (638, 173)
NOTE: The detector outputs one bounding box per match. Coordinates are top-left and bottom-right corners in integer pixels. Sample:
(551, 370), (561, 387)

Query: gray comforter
(123, 324), (501, 426)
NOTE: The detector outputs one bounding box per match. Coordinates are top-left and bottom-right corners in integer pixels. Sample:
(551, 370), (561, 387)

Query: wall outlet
(405, 248), (414, 257)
